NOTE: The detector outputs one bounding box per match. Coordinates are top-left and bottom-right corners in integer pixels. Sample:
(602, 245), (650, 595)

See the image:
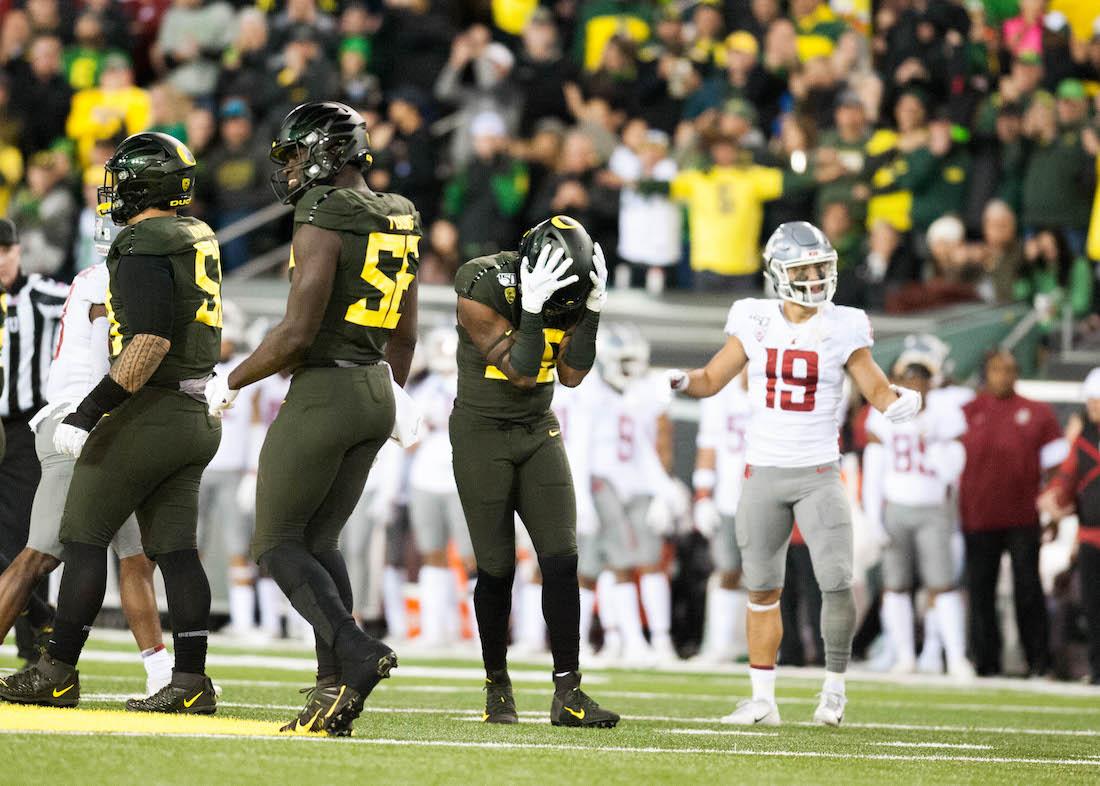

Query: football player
(862, 348), (973, 679)
(693, 371), (752, 664)
(407, 328), (474, 647)
(205, 102), (420, 736)
(589, 324), (679, 663)
(0, 260), (173, 697)
(0, 132), (224, 712)
(451, 215), (618, 727)
(666, 221), (921, 727)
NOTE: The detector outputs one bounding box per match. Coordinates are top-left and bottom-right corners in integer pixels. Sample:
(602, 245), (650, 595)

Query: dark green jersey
(105, 215), (222, 385)
(291, 185), (422, 367)
(454, 252), (566, 421)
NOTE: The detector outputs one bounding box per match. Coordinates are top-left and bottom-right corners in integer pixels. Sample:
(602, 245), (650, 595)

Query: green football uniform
(251, 185), (421, 560)
(104, 215), (223, 385)
(451, 251), (577, 577)
(61, 216), (223, 557)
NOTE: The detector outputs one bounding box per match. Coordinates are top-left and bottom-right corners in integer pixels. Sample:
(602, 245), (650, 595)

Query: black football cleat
(482, 670), (518, 724)
(323, 641), (398, 736)
(279, 677), (343, 735)
(0, 654), (80, 707)
(126, 672), (216, 715)
(550, 672), (619, 728)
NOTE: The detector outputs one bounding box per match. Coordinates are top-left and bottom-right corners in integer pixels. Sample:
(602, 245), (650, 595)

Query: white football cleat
(720, 698), (781, 726)
(650, 636), (678, 662)
(947, 657), (976, 682)
(890, 654), (916, 674)
(812, 691), (846, 727)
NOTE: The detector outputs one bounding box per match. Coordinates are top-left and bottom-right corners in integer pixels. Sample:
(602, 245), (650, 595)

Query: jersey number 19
(765, 348), (818, 412)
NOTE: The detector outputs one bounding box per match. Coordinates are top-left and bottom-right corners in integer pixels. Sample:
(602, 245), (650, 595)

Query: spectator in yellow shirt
(65, 53), (152, 167)
(669, 135), (809, 290)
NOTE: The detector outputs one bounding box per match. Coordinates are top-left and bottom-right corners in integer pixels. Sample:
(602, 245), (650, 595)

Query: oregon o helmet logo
(177, 144), (197, 166)
(551, 215), (580, 230)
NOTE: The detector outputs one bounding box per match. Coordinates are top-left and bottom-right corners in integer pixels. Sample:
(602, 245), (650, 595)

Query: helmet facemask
(270, 132), (346, 205)
(767, 254), (838, 308)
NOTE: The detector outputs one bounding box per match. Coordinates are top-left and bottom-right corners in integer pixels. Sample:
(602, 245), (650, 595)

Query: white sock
(419, 566), (451, 645)
(228, 583), (255, 634)
(257, 577), (283, 636)
(881, 591), (915, 664)
(639, 572), (671, 642)
(920, 605), (942, 662)
(612, 581), (647, 649)
(579, 587), (596, 648)
(519, 583), (546, 648)
(935, 590), (968, 665)
(823, 670), (845, 696)
(749, 666), (776, 704)
(142, 646), (173, 691)
(383, 566), (406, 639)
(706, 587), (740, 656)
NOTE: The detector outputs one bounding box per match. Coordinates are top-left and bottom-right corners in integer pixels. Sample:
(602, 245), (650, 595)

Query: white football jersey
(589, 372), (670, 500)
(865, 397), (966, 506)
(409, 372), (458, 494)
(45, 264), (102, 406)
(552, 376), (599, 527)
(697, 379), (752, 516)
(207, 354), (253, 472)
(726, 298), (872, 468)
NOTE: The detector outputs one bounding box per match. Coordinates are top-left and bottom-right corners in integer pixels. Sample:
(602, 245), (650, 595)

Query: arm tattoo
(110, 334), (170, 393)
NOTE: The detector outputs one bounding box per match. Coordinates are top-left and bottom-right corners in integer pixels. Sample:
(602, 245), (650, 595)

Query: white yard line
(0, 729), (1097, 767)
(869, 742), (994, 750)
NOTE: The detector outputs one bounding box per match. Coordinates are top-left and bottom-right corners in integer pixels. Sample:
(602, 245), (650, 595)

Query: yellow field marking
(0, 705), (282, 737)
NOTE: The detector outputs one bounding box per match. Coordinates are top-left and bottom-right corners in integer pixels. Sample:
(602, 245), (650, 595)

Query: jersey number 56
(345, 231), (418, 330)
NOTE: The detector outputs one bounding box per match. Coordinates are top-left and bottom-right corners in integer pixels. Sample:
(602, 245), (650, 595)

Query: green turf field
(2, 634), (1098, 785)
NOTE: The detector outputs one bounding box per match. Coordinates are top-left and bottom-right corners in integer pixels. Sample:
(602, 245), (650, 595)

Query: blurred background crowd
(1, 0), (1100, 312)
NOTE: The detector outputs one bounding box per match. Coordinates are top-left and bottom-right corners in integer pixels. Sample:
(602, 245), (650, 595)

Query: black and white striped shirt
(1, 273), (69, 420)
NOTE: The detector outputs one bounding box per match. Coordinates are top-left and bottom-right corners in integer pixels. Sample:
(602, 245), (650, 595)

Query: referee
(0, 218), (68, 664)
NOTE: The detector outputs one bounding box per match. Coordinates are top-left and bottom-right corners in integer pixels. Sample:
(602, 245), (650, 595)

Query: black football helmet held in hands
(518, 215), (595, 321)
(270, 101), (372, 204)
(98, 132), (197, 225)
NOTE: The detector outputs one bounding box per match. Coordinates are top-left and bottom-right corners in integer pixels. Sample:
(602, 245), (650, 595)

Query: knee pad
(537, 552), (578, 582)
(475, 568), (515, 595)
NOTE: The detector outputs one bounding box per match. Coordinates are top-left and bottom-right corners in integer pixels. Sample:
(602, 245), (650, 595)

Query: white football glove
(237, 472), (257, 514)
(693, 496), (721, 538)
(54, 422), (90, 458)
(205, 374), (239, 418)
(586, 241), (608, 313)
(884, 385), (921, 423)
(520, 243), (578, 314)
(666, 368), (689, 392)
(645, 494), (675, 536)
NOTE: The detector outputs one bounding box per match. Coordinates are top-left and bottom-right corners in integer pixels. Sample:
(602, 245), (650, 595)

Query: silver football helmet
(596, 323), (650, 392)
(892, 333), (951, 385)
(423, 327), (458, 377)
(763, 221), (838, 307)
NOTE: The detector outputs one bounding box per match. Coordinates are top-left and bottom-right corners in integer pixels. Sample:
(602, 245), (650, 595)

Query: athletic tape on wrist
(747, 600), (781, 612)
(692, 468), (717, 491)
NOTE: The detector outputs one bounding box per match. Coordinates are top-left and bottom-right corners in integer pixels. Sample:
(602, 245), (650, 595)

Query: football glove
(693, 496), (721, 538)
(646, 494), (675, 535)
(666, 368), (689, 392)
(54, 422), (90, 458)
(884, 385), (921, 423)
(205, 374), (238, 418)
(586, 242), (608, 313)
(520, 243), (578, 315)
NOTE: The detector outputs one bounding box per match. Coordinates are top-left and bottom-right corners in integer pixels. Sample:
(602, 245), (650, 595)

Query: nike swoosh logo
(481, 712), (490, 722)
(182, 691), (204, 708)
(324, 685), (346, 719)
(563, 706), (585, 720)
(549, 429), (561, 437)
(299, 709), (323, 733)
(52, 685), (74, 698)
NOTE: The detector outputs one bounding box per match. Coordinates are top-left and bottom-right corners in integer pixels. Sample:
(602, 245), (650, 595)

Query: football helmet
(423, 327), (458, 377)
(763, 221), (838, 307)
(270, 101), (372, 204)
(518, 215), (595, 321)
(596, 323), (650, 392)
(892, 333), (951, 385)
(99, 132), (196, 225)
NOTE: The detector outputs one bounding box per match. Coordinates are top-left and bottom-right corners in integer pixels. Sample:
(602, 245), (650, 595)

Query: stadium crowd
(0, 0), (1098, 690)
(0, 0), (1099, 305)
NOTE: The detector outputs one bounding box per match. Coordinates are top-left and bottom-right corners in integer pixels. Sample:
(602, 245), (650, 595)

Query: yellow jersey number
(485, 328), (565, 384)
(193, 239), (223, 328)
(345, 232), (419, 329)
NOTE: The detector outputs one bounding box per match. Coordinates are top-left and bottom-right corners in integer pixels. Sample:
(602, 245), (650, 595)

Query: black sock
(474, 568), (515, 673)
(157, 549), (211, 675)
(539, 553), (580, 675)
(312, 549), (356, 682)
(25, 578), (54, 628)
(46, 542), (109, 666)
(259, 543), (366, 667)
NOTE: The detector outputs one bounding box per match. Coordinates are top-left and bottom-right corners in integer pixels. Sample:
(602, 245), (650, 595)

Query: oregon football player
(205, 101), (419, 737)
(0, 132), (223, 713)
(451, 215), (619, 728)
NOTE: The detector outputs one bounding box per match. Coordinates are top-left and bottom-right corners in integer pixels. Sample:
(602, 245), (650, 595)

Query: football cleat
(323, 642), (398, 736)
(947, 658), (976, 682)
(0, 654), (79, 707)
(279, 677), (343, 735)
(812, 690), (846, 727)
(483, 670), (518, 724)
(550, 672), (619, 728)
(721, 698), (781, 726)
(126, 672), (216, 714)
